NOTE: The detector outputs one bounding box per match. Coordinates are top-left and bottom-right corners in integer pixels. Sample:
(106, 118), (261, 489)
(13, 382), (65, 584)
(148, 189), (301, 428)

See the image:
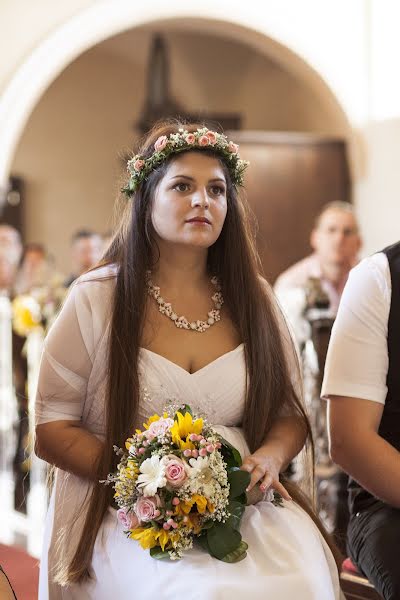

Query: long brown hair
(61, 120), (341, 584)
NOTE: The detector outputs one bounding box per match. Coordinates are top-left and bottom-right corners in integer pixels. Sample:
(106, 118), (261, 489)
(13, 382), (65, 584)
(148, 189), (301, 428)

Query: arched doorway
(0, 12), (352, 277)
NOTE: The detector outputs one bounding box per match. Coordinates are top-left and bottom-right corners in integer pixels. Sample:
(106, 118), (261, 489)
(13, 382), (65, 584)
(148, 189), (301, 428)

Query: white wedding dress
(35, 266), (343, 599)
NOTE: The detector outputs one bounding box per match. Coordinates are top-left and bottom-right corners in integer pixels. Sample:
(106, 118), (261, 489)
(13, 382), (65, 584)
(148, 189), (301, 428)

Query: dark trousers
(348, 500), (400, 600)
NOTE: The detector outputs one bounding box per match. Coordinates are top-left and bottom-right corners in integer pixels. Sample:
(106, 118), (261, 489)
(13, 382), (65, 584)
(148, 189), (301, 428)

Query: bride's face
(151, 152), (228, 249)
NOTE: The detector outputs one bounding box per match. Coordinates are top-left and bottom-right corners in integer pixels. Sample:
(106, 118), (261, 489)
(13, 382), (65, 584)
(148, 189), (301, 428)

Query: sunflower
(170, 411), (203, 450)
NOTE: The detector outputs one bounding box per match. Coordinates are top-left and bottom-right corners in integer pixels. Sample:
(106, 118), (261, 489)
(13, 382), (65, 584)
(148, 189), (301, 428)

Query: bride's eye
(210, 185), (225, 196)
(173, 182), (190, 192)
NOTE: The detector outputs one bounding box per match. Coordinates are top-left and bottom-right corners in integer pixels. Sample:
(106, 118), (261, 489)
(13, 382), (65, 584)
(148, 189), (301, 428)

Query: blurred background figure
(14, 243), (51, 294)
(64, 229), (104, 287)
(274, 201), (361, 346)
(0, 224), (22, 296)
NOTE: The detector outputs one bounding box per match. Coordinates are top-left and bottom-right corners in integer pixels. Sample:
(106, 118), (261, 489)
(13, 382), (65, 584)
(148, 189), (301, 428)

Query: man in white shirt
(274, 202), (361, 345)
(322, 242), (400, 600)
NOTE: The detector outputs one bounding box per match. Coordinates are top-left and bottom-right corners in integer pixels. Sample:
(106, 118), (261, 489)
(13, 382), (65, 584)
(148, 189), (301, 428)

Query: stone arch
(0, 4), (353, 189)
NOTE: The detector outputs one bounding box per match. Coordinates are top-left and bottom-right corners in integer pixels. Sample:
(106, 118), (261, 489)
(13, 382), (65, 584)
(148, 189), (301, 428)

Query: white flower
(187, 455), (210, 475)
(186, 456), (216, 496)
(137, 455), (167, 496)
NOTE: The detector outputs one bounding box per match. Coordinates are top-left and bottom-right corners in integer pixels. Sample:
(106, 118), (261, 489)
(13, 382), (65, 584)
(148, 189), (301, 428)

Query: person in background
(64, 229), (104, 287)
(322, 241), (400, 600)
(14, 242), (49, 294)
(274, 201), (361, 346)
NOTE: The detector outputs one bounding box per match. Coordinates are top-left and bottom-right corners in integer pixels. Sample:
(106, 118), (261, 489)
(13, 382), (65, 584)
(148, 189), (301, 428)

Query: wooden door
(230, 132), (351, 283)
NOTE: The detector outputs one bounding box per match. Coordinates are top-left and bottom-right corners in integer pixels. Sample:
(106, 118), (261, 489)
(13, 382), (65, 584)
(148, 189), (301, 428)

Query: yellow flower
(129, 527), (159, 549)
(130, 527), (173, 552)
(170, 411), (203, 450)
(12, 295), (42, 337)
(178, 494), (208, 515)
(156, 528), (169, 551)
(125, 437), (134, 451)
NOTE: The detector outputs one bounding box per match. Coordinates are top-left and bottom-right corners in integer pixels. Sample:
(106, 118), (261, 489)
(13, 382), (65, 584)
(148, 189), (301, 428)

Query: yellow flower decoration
(130, 527), (172, 551)
(170, 411), (203, 450)
(130, 527), (158, 549)
(12, 295), (42, 337)
(178, 494), (208, 515)
(156, 528), (169, 552)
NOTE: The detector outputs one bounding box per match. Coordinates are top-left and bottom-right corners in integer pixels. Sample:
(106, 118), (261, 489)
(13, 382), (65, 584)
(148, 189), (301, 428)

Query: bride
(35, 121), (343, 599)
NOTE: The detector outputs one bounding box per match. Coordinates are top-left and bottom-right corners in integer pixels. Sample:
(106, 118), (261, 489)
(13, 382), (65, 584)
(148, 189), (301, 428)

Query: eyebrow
(169, 175), (226, 184)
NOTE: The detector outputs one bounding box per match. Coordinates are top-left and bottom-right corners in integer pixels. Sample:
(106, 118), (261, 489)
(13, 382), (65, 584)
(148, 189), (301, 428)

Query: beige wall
(11, 28), (342, 273)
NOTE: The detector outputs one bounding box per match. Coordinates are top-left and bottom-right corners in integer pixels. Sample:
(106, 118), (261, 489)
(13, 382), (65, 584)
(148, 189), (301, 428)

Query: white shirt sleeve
(321, 253), (391, 404)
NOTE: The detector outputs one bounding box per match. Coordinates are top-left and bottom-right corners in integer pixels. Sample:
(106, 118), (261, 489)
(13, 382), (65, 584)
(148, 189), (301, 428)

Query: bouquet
(105, 404), (254, 562)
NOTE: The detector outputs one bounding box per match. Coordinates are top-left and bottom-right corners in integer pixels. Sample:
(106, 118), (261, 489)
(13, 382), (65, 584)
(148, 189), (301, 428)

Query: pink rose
(154, 135), (168, 152)
(135, 496), (160, 522)
(117, 507), (139, 530)
(198, 135), (210, 147)
(133, 159), (145, 171)
(206, 131), (217, 144)
(185, 133), (195, 144)
(228, 141), (239, 154)
(146, 417), (174, 439)
(164, 456), (187, 488)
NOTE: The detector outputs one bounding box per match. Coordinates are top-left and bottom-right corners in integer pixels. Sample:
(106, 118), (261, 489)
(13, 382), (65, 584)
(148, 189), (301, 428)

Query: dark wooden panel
(0, 176), (25, 240)
(230, 132), (351, 283)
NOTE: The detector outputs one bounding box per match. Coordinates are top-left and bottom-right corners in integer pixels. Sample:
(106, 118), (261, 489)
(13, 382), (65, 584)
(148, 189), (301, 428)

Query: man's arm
(328, 395), (400, 507)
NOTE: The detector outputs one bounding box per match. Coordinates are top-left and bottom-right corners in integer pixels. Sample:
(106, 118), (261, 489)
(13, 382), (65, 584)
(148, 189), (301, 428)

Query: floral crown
(122, 127), (249, 196)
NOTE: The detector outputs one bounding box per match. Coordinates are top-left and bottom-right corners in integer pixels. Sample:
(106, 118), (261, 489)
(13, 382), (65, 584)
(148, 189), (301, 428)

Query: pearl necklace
(146, 271), (224, 333)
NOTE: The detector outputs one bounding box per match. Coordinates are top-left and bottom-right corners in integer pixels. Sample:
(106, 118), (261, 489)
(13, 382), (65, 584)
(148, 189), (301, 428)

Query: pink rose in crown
(135, 496), (160, 522)
(164, 455), (187, 487)
(228, 141), (239, 154)
(154, 135), (168, 152)
(185, 133), (196, 144)
(146, 417), (174, 439)
(117, 507), (139, 530)
(133, 159), (145, 171)
(198, 135), (210, 146)
(206, 131), (217, 144)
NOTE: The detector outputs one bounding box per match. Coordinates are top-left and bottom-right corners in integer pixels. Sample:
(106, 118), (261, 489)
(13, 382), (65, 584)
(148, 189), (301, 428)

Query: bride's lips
(186, 217), (211, 225)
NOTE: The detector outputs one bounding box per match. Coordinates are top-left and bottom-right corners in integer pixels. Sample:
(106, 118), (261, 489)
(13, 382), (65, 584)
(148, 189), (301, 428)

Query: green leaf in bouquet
(206, 522), (243, 561)
(150, 547), (171, 560)
(219, 540), (248, 563)
(197, 533), (211, 552)
(200, 519), (215, 530)
(228, 467), (250, 499)
(225, 500), (246, 531)
(219, 437), (243, 468)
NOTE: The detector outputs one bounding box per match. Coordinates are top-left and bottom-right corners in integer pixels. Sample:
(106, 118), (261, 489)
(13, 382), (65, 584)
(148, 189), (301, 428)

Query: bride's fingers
(259, 473), (273, 492)
(259, 475), (292, 501)
(244, 464), (265, 491)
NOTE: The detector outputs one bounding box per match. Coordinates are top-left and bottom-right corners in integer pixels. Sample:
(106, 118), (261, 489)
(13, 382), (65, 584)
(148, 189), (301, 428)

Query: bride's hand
(240, 450), (292, 502)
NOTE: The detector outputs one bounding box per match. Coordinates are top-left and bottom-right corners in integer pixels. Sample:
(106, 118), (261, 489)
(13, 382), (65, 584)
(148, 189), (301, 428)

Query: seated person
(64, 229), (103, 287)
(322, 241), (400, 600)
(274, 202), (361, 345)
(15, 242), (49, 293)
